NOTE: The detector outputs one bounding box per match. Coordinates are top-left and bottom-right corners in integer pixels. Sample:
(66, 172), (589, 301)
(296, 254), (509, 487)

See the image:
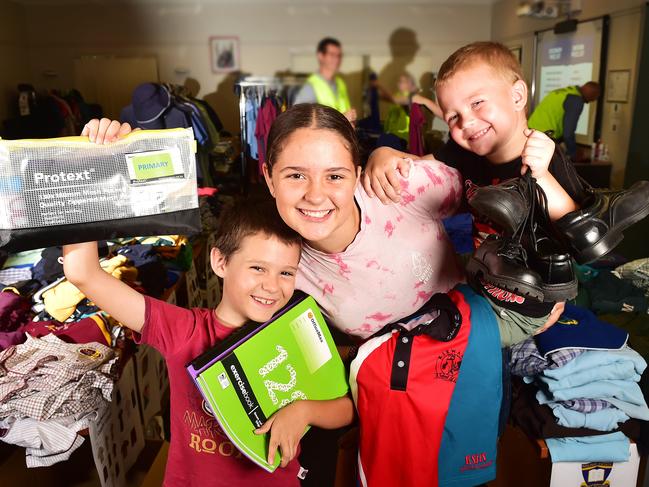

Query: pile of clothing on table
(509, 304), (649, 463)
(0, 335), (117, 466)
(0, 235), (192, 465)
(569, 257), (649, 315)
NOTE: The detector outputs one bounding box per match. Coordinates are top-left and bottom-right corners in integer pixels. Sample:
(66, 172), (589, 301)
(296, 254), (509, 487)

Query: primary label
(289, 308), (332, 374)
(125, 147), (184, 183)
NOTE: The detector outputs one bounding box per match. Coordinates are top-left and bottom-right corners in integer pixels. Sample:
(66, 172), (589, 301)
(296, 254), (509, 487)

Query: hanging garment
(192, 98), (224, 133)
(255, 97), (279, 176)
(408, 102), (426, 156)
(383, 104), (410, 141)
(192, 101), (219, 146)
(245, 97), (259, 160)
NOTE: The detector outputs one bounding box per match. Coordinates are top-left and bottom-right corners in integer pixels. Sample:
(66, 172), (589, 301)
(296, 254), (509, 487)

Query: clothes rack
(235, 75), (306, 190)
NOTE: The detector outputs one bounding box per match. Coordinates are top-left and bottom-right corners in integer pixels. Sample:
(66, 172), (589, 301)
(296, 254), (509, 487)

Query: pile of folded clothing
(510, 304), (649, 462)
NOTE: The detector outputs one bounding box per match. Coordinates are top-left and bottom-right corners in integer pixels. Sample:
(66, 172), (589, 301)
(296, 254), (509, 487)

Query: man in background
(294, 37), (357, 123)
(528, 81), (601, 160)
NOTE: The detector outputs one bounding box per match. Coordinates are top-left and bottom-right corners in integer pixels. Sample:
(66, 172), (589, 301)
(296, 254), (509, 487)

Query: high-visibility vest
(528, 85), (581, 140)
(307, 74), (351, 113)
(383, 91), (411, 141)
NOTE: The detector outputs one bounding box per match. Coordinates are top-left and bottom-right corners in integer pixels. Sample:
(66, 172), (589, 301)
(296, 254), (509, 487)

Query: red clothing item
(21, 314), (111, 346)
(408, 103), (426, 157)
(350, 290), (471, 487)
(254, 98), (278, 176)
(136, 296), (301, 487)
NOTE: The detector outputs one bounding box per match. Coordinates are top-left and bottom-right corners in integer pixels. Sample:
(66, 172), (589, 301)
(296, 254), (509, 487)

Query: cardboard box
(90, 358), (145, 487)
(185, 261), (204, 308)
(205, 272), (221, 309)
(134, 344), (168, 428)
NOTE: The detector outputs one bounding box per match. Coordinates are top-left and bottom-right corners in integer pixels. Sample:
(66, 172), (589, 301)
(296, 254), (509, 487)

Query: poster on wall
(210, 36), (240, 73)
(533, 18), (605, 143)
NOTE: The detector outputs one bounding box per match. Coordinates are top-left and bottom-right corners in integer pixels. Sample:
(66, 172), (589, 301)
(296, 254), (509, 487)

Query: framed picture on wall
(606, 69), (631, 103)
(210, 36), (240, 73)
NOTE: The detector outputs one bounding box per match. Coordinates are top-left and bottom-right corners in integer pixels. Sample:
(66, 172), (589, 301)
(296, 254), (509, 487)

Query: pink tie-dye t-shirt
(296, 159), (465, 338)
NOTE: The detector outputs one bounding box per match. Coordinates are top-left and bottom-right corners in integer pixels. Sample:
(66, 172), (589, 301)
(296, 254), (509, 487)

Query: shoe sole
(466, 256), (545, 301)
(575, 197), (649, 264)
(541, 279), (578, 302)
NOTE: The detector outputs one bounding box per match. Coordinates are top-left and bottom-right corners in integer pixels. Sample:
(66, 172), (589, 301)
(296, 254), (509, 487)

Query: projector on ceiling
(517, 1), (560, 19)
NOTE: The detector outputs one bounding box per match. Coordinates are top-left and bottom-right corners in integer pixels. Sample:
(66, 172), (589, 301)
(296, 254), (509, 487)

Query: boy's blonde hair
(436, 41), (524, 87)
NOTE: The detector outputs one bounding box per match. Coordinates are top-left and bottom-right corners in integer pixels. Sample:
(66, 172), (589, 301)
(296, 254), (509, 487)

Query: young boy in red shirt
(63, 177), (353, 485)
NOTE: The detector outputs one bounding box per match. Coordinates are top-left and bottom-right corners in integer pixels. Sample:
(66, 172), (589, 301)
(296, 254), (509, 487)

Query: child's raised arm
(63, 242), (145, 333)
(61, 119), (145, 331)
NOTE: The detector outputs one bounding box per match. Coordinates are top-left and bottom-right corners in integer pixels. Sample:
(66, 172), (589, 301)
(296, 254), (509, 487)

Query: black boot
(466, 234), (546, 301)
(526, 181), (578, 302)
(553, 180), (649, 264)
(527, 233), (577, 301)
(468, 174), (577, 302)
(468, 177), (529, 235)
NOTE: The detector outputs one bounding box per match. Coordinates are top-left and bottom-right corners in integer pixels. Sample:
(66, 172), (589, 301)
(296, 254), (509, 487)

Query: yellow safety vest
(383, 91), (411, 141)
(307, 74), (351, 113)
(528, 85), (581, 140)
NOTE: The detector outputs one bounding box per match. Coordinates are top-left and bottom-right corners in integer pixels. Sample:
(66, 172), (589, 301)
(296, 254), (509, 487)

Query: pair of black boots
(466, 175), (649, 302)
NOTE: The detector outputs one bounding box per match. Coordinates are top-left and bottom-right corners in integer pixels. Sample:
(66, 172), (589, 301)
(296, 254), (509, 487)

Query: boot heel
(541, 279), (579, 302)
(574, 232), (624, 265)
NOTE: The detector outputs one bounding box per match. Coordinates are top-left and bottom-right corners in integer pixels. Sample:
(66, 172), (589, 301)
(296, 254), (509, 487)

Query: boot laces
(496, 172), (545, 264)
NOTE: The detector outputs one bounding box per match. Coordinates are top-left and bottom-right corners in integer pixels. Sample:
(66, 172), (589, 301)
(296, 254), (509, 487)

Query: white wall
(0, 1), (28, 124)
(13, 1), (492, 132)
(492, 0), (646, 188)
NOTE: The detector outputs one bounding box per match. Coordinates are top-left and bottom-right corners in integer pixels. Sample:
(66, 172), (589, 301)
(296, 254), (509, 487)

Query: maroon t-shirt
(137, 296), (301, 487)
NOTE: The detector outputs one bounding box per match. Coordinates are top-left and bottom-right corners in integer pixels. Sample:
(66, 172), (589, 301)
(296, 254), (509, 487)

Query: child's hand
(254, 400), (310, 468)
(521, 128), (555, 180)
(534, 301), (565, 335)
(362, 147), (412, 204)
(81, 118), (135, 144)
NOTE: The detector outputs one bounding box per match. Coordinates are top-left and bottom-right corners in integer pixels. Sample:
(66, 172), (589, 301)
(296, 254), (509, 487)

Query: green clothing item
(487, 298), (550, 347)
(528, 85), (581, 140)
(383, 91), (411, 141)
(307, 73), (351, 113)
(383, 105), (410, 141)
